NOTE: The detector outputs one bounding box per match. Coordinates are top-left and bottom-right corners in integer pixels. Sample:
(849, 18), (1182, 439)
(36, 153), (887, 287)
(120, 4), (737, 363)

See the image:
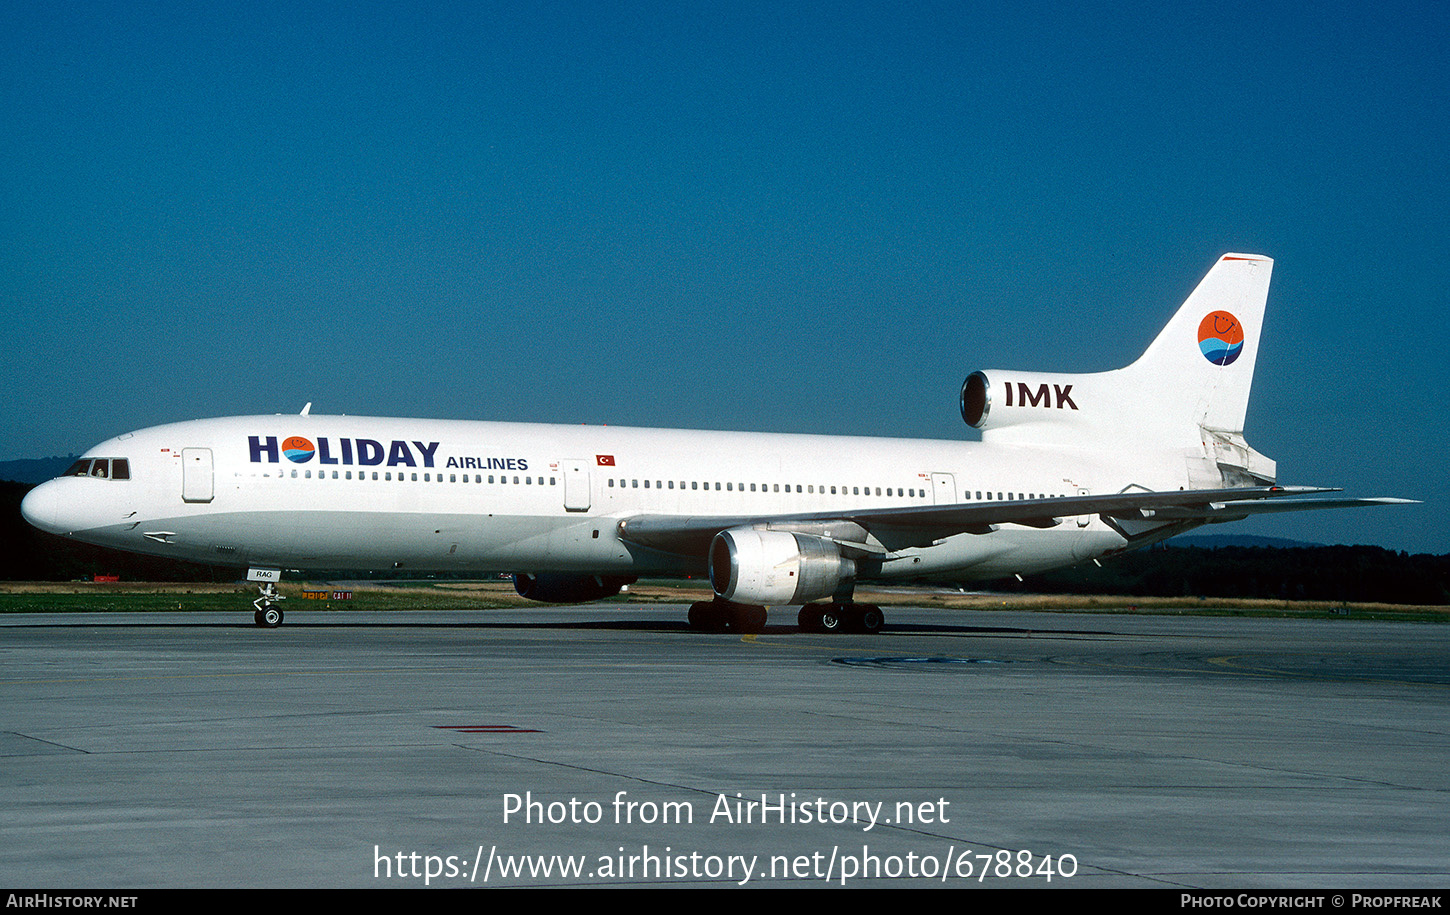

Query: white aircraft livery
(21, 254), (1411, 632)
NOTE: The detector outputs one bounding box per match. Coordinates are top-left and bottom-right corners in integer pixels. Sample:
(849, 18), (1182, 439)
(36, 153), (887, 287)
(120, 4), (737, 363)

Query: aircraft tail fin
(1124, 253), (1272, 438)
(960, 254), (1275, 479)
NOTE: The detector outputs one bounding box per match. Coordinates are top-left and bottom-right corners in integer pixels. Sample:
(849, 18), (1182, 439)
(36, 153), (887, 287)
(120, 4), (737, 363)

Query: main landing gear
(253, 581), (285, 628)
(797, 602), (884, 634)
(686, 599), (885, 634)
(687, 600), (767, 633)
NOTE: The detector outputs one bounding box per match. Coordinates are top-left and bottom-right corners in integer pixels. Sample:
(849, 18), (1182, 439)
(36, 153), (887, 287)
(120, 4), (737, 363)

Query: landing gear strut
(252, 581), (285, 628)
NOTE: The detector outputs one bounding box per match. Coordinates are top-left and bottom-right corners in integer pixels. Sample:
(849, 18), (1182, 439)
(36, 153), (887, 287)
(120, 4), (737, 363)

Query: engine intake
(961, 369), (1083, 433)
(709, 529), (854, 605)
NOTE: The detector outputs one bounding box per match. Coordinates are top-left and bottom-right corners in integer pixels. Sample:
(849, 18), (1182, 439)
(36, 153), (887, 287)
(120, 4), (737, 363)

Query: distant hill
(0, 456), (78, 484)
(1170, 534), (1321, 549)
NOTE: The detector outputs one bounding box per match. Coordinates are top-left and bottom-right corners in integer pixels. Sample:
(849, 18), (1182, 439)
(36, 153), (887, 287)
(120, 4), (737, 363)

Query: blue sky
(3, 1), (1444, 553)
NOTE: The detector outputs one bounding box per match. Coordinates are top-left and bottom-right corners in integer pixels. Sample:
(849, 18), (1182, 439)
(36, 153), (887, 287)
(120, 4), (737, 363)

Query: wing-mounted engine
(709, 529), (855, 605)
(513, 573), (636, 603)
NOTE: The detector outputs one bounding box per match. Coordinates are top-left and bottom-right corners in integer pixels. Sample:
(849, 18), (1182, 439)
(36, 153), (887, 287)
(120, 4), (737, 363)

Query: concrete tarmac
(1, 605), (1446, 888)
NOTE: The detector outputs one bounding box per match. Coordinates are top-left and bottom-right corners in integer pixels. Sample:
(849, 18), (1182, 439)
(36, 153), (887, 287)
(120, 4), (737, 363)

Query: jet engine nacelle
(960, 369), (1085, 432)
(513, 573), (635, 604)
(709, 529), (855, 605)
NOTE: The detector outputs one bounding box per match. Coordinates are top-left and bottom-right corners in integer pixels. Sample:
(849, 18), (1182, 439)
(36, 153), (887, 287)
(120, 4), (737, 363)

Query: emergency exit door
(181, 448), (213, 503)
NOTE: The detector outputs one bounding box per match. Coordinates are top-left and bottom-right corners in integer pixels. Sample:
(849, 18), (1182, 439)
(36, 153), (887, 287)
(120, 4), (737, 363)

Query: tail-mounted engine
(961, 369), (1085, 438)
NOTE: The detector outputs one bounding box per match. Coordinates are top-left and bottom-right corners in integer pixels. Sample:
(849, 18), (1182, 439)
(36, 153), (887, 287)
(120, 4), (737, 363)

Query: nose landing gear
(248, 569), (286, 628)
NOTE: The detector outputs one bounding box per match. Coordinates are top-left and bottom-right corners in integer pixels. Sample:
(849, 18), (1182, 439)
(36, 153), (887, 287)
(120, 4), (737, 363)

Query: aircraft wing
(616, 487), (1416, 556)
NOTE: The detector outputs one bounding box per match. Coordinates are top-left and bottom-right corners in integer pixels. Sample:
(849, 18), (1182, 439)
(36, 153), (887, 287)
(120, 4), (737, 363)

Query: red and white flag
(596, 455), (615, 466)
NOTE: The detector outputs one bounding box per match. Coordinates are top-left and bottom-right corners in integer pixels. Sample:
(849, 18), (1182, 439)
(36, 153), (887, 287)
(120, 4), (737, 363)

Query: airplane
(20, 254), (1411, 632)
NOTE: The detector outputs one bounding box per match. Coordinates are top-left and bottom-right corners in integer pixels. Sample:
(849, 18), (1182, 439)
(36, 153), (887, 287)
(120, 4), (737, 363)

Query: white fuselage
(21, 414), (1187, 581)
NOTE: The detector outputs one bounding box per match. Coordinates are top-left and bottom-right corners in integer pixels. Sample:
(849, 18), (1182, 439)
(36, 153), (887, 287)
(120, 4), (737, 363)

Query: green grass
(0, 580), (1444, 622)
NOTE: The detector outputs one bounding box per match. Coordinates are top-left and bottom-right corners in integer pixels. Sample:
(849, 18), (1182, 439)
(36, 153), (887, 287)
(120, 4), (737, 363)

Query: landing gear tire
(801, 602), (883, 634)
(256, 605), (283, 628)
(854, 603), (884, 634)
(688, 600), (728, 632)
(727, 604), (768, 634)
(818, 604), (846, 633)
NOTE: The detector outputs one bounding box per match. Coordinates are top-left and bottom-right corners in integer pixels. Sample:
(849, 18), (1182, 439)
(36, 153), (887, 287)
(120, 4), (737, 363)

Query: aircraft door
(561, 459), (591, 512)
(182, 448), (214, 503)
(930, 472), (958, 505)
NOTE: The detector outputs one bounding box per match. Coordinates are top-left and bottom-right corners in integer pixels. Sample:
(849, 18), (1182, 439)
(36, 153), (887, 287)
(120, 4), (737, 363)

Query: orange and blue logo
(1197, 311), (1244, 366)
(282, 436), (315, 463)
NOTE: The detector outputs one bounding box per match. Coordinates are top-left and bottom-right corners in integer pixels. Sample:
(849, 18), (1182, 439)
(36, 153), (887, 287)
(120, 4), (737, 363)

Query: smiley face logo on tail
(1197, 311), (1244, 365)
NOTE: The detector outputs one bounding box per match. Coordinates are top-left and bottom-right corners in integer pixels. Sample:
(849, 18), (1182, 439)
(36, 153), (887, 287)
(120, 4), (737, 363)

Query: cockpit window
(63, 458), (130, 480)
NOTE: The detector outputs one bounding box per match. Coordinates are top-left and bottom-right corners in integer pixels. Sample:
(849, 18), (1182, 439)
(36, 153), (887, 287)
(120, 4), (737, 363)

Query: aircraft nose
(20, 480), (63, 534)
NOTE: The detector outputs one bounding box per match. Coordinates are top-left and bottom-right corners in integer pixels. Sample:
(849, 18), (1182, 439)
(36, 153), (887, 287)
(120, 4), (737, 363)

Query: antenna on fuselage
(300, 402), (312, 416)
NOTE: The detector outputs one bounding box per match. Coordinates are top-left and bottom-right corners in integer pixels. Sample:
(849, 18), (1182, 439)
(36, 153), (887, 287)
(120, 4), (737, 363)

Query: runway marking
(434, 725), (542, 734)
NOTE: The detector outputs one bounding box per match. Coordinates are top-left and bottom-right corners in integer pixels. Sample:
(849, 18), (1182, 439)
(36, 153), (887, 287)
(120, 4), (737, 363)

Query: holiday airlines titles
(246, 433), (530, 473)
